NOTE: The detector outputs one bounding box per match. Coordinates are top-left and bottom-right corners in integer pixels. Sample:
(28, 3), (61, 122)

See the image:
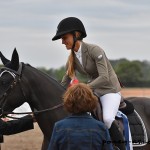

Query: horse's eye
(2, 81), (7, 85)
(1, 80), (9, 86)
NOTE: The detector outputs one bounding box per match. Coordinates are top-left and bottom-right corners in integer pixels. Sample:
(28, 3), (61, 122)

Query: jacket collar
(81, 41), (88, 70)
(68, 112), (92, 118)
(73, 41), (88, 74)
(81, 41), (88, 53)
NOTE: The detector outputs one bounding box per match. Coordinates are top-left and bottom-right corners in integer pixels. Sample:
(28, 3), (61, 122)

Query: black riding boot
(109, 121), (126, 150)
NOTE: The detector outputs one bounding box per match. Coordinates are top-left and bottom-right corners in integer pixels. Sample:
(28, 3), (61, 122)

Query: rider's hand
(68, 78), (79, 87)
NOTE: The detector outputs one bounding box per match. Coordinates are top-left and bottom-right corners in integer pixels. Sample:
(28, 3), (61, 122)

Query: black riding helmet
(52, 17), (87, 41)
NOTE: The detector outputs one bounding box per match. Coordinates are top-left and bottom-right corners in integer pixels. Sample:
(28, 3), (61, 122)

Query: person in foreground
(0, 114), (35, 143)
(52, 17), (130, 150)
(48, 83), (113, 150)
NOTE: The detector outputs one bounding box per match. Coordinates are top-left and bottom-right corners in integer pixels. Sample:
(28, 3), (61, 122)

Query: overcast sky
(0, 0), (150, 69)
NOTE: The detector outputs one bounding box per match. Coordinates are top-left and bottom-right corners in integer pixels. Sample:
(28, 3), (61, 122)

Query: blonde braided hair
(67, 49), (75, 79)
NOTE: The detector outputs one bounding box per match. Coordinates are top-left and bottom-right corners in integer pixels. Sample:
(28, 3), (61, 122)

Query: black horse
(0, 49), (150, 150)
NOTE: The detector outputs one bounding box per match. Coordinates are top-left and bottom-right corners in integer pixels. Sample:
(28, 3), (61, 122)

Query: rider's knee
(103, 117), (114, 129)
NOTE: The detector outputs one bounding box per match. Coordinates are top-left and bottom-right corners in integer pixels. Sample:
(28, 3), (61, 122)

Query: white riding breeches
(100, 92), (121, 129)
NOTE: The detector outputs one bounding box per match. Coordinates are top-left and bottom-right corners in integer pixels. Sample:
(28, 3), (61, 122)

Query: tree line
(1, 58), (150, 87)
(37, 58), (150, 87)
(111, 59), (150, 87)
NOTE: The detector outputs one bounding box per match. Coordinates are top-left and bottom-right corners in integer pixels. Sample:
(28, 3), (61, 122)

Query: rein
(0, 64), (64, 118)
(3, 103), (64, 116)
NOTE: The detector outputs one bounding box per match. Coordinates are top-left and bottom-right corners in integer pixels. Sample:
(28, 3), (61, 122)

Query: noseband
(0, 63), (63, 119)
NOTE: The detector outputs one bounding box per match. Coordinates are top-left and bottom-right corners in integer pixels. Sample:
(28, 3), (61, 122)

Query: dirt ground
(1, 88), (150, 150)
(121, 88), (150, 97)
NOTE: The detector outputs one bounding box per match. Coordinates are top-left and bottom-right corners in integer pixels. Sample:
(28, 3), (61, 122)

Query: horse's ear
(10, 48), (19, 71)
(0, 51), (10, 65)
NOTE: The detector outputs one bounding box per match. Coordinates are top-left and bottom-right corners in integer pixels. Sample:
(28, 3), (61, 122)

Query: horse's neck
(22, 65), (65, 111)
(22, 65), (67, 139)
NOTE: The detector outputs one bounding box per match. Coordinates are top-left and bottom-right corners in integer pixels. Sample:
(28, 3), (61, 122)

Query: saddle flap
(127, 110), (148, 146)
(91, 100), (103, 121)
(116, 110), (148, 147)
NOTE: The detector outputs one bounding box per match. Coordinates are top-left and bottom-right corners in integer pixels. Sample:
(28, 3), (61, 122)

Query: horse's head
(0, 49), (26, 115)
(0, 49), (68, 146)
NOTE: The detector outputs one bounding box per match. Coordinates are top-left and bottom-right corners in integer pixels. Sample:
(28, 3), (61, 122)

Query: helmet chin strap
(71, 31), (83, 51)
(71, 32), (77, 50)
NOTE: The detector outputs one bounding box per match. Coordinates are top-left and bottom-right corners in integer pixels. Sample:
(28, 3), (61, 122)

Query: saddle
(91, 96), (148, 147)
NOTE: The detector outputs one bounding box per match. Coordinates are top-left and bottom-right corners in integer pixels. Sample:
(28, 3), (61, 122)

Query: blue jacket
(48, 113), (113, 150)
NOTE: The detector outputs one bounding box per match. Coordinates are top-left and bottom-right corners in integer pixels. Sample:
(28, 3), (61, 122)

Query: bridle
(0, 63), (64, 119)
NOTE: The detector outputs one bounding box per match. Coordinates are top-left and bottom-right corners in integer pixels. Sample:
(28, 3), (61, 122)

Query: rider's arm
(0, 115), (34, 135)
(61, 73), (71, 88)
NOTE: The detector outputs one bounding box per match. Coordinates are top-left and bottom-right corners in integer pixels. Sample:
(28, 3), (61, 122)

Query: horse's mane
(23, 63), (66, 90)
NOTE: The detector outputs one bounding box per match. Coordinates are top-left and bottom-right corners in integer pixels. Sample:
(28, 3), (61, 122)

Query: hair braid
(67, 49), (75, 79)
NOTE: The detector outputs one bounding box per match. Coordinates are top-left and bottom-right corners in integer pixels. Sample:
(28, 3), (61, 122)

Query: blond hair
(67, 49), (75, 79)
(67, 31), (82, 79)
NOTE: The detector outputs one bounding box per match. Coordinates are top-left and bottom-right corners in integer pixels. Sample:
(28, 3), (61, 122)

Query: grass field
(1, 88), (150, 150)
